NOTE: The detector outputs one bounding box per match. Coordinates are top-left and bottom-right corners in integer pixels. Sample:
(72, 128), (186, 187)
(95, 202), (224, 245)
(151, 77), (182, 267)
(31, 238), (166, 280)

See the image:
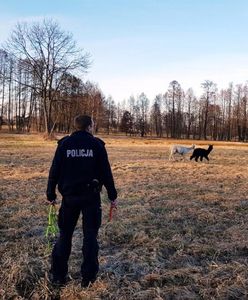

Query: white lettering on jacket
(67, 149), (93, 158)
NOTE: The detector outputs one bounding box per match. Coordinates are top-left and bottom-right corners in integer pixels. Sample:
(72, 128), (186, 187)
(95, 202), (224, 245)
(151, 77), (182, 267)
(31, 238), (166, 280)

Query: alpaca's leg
(172, 151), (176, 161)
(200, 156), (203, 161)
(195, 156), (198, 162)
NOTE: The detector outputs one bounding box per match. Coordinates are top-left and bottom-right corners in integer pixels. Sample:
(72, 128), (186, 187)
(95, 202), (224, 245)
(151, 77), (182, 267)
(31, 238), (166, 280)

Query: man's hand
(46, 192), (57, 205)
(46, 199), (57, 205)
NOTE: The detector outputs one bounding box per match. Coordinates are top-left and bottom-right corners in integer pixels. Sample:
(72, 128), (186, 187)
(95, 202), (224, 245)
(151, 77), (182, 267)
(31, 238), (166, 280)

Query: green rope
(45, 204), (59, 253)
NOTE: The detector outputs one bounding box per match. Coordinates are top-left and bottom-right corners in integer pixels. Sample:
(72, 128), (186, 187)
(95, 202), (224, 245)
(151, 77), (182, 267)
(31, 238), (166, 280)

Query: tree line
(0, 19), (247, 141)
(118, 80), (248, 141)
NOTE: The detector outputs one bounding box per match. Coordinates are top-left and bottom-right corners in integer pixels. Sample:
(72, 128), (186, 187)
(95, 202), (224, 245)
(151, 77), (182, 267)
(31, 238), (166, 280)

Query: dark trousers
(51, 194), (102, 281)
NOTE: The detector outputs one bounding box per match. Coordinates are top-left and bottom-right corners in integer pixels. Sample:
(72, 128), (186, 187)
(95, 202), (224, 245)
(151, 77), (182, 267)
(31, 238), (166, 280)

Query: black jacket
(46, 131), (117, 201)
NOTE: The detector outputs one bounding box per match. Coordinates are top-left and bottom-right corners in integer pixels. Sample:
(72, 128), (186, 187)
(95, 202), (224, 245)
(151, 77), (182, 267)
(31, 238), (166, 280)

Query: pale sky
(0, 0), (248, 102)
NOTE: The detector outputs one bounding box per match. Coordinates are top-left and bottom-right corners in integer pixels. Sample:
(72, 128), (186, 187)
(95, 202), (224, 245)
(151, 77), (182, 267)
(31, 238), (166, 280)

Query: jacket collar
(71, 130), (93, 137)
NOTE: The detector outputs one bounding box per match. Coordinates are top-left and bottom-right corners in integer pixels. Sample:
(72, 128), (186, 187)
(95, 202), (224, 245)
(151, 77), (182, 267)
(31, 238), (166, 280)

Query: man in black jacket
(46, 115), (117, 287)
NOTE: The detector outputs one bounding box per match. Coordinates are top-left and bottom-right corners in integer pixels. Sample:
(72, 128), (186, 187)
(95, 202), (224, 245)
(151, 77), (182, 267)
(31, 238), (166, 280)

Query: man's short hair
(74, 115), (92, 130)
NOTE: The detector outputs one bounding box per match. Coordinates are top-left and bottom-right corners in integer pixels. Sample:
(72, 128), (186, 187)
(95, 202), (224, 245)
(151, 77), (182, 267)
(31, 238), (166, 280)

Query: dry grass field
(1, 133), (248, 300)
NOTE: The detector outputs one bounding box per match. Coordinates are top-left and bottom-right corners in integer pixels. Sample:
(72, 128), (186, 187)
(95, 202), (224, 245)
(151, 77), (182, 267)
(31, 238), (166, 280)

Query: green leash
(45, 204), (59, 253)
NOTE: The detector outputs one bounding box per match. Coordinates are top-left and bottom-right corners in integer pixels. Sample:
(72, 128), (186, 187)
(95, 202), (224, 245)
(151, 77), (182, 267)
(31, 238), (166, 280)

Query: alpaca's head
(208, 145), (213, 152)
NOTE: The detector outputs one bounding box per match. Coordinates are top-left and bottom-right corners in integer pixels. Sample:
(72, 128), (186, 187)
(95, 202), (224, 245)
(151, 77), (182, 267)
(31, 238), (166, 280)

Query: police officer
(46, 115), (117, 287)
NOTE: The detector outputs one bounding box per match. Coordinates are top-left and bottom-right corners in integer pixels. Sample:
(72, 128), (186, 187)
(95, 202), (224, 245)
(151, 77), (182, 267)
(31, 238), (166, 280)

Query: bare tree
(226, 83), (233, 140)
(151, 94), (163, 137)
(105, 96), (117, 134)
(7, 56), (14, 131)
(5, 19), (90, 135)
(241, 84), (248, 141)
(167, 80), (182, 138)
(185, 88), (195, 139)
(233, 84), (243, 141)
(201, 80), (217, 140)
(0, 50), (8, 128)
(137, 93), (149, 137)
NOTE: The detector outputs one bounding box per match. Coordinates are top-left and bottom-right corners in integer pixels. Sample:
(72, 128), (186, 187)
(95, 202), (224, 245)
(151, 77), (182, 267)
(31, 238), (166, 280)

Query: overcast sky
(1, 0), (248, 102)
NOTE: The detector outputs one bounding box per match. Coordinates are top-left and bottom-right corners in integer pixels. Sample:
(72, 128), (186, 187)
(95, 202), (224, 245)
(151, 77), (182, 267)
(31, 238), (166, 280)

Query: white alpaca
(169, 144), (195, 160)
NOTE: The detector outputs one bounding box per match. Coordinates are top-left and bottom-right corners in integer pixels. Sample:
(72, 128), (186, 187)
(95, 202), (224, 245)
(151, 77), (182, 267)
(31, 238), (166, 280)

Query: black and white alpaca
(169, 144), (195, 160)
(190, 145), (213, 162)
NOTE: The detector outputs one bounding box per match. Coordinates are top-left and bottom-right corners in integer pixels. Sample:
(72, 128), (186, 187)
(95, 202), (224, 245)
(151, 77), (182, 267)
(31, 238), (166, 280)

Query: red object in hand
(109, 206), (113, 222)
(109, 201), (117, 222)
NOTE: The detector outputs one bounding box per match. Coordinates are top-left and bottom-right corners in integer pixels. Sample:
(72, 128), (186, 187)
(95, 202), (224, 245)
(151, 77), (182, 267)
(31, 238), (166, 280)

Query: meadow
(1, 133), (248, 300)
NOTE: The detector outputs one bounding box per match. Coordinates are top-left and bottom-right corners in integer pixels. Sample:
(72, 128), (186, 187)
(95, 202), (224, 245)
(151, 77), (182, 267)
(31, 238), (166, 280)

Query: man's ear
(87, 124), (93, 133)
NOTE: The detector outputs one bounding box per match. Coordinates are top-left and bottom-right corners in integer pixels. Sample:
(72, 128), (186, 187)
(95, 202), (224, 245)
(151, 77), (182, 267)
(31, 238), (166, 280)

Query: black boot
(81, 276), (96, 288)
(49, 272), (71, 287)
